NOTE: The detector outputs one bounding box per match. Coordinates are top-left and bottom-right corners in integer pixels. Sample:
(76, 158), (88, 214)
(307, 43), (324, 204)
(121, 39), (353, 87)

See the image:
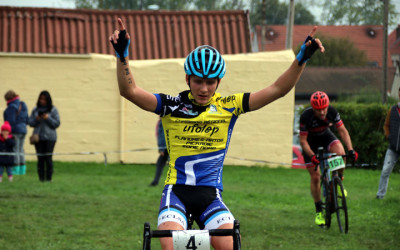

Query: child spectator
(3, 90), (29, 175)
(0, 121), (15, 182)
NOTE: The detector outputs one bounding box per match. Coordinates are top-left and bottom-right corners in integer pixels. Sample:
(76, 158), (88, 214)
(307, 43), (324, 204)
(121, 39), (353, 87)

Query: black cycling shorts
(158, 184), (235, 230)
(303, 129), (340, 163)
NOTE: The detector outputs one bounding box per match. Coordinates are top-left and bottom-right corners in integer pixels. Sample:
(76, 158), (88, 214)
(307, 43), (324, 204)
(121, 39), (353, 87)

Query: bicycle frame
(316, 147), (349, 234)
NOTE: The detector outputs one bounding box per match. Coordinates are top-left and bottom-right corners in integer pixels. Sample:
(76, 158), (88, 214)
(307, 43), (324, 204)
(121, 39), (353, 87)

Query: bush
(337, 87), (398, 104)
(295, 33), (368, 67)
(333, 102), (389, 166)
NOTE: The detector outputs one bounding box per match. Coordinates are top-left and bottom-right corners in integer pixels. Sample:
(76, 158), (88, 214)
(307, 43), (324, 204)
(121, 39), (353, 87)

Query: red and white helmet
(310, 91), (329, 109)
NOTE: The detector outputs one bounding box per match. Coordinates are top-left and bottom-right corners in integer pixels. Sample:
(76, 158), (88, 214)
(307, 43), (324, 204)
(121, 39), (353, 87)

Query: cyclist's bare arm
(248, 26), (324, 112)
(337, 124), (354, 151)
(300, 134), (314, 158)
(116, 58), (157, 111)
(110, 18), (157, 112)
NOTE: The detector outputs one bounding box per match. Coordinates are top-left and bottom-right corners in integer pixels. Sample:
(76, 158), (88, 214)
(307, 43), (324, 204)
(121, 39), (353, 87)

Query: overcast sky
(0, 0), (75, 8)
(1, 0), (399, 11)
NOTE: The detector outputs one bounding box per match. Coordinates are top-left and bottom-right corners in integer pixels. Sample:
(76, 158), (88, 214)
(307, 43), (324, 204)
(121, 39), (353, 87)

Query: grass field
(0, 161), (399, 249)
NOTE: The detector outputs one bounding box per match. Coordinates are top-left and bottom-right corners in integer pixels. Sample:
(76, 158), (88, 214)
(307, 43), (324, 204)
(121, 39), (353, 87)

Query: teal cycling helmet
(184, 45), (226, 79)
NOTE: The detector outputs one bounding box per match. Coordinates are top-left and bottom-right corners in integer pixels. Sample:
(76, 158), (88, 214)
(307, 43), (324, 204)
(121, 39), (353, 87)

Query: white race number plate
(172, 230), (210, 250)
(327, 156), (345, 172)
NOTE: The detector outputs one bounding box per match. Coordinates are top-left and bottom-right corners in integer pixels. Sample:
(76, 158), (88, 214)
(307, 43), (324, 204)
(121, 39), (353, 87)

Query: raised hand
(109, 18), (131, 63)
(296, 26), (325, 66)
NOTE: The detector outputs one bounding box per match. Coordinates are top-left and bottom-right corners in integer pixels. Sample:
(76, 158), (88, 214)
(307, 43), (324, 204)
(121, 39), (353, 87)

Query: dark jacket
(28, 106), (61, 141)
(0, 135), (15, 166)
(3, 97), (29, 134)
(386, 105), (400, 152)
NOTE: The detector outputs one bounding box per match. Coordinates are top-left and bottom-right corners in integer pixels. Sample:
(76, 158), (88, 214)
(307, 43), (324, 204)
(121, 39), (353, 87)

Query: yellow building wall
(0, 51), (295, 167)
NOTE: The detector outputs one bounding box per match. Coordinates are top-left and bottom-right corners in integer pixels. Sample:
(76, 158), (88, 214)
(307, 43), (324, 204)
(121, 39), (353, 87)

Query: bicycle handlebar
(149, 228), (235, 238)
(144, 220), (241, 238)
(144, 217), (241, 249)
(314, 147), (354, 172)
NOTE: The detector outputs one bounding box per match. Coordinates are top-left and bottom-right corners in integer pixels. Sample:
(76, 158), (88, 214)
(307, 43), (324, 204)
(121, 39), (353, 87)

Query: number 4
(186, 236), (197, 249)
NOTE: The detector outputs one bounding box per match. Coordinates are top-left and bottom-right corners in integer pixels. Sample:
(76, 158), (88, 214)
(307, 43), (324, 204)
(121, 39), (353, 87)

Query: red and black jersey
(299, 106), (343, 137)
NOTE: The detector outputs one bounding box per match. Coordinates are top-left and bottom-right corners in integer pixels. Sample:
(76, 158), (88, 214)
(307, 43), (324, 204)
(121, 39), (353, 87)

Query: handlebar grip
(313, 147), (324, 172)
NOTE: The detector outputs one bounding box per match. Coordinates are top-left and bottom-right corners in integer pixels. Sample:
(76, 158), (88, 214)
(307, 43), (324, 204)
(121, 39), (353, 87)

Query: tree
(75, 0), (192, 10)
(191, 0), (247, 10)
(249, 0), (316, 27)
(75, 0), (249, 10)
(295, 33), (368, 67)
(75, 0), (97, 9)
(319, 0), (398, 26)
(75, 0), (317, 28)
(293, 2), (316, 25)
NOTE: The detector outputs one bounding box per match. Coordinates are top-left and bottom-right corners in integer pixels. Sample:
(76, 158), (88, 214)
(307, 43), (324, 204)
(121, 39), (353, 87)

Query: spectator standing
(150, 119), (169, 186)
(376, 87), (400, 199)
(28, 91), (60, 182)
(0, 121), (15, 182)
(3, 90), (29, 175)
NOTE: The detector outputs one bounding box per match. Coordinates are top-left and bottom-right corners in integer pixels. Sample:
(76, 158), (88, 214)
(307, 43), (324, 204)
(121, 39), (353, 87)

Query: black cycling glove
(110, 30), (130, 63)
(348, 150), (358, 161)
(296, 36), (320, 66)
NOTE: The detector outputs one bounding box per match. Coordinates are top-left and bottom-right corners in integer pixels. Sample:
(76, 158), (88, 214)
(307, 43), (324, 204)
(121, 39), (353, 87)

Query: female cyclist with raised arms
(109, 18), (324, 250)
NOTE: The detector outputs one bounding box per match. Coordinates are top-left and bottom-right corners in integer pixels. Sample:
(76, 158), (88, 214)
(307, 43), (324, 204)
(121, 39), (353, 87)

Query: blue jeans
(13, 133), (26, 166)
(0, 166), (13, 177)
(377, 148), (398, 198)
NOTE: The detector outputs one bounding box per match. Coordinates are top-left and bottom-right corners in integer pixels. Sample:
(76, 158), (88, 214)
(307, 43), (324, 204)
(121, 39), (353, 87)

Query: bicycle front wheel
(332, 176), (348, 233)
(321, 177), (331, 228)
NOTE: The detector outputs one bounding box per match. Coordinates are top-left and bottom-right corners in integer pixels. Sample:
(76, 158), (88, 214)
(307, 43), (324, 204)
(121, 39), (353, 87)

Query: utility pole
(261, 0), (267, 51)
(382, 0), (389, 103)
(286, 0), (295, 49)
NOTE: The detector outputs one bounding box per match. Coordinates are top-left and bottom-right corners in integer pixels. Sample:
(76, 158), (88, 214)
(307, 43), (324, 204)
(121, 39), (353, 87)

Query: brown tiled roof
(389, 25), (400, 55)
(255, 25), (399, 67)
(0, 6), (251, 60)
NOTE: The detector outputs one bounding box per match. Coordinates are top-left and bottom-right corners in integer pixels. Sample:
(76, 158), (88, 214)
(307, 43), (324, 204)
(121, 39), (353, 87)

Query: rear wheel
(332, 176), (348, 233)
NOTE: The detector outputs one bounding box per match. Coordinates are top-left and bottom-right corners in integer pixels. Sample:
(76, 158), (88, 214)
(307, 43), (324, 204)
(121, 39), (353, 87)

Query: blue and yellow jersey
(154, 90), (250, 191)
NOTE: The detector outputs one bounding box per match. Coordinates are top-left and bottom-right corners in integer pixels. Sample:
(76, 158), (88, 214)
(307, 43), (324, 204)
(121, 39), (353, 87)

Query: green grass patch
(0, 162), (399, 249)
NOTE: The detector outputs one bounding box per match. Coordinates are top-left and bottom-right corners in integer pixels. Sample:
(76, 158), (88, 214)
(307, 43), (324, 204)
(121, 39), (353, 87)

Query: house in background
(254, 24), (400, 101)
(254, 25), (394, 67)
(389, 25), (400, 95)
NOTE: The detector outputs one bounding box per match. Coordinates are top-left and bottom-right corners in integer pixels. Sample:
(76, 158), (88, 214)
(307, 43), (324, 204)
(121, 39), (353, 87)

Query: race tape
(0, 147), (158, 166)
(226, 155), (306, 167)
(0, 147), (307, 167)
